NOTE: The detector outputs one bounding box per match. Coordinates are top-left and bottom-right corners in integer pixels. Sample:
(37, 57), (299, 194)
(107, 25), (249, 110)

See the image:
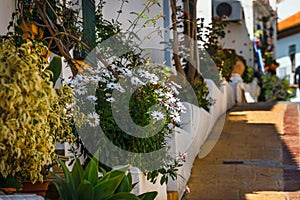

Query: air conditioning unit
(212, 0), (243, 21)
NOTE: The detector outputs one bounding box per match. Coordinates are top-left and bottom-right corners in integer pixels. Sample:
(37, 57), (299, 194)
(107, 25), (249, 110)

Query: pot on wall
(21, 180), (50, 198)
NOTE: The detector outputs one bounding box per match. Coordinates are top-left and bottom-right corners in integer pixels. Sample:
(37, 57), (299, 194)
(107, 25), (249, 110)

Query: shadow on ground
(183, 103), (300, 200)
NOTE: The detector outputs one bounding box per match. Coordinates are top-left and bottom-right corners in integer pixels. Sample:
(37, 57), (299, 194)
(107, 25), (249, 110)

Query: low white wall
(165, 80), (235, 199)
(167, 106), (211, 197)
(130, 80), (235, 199)
(130, 167), (167, 200)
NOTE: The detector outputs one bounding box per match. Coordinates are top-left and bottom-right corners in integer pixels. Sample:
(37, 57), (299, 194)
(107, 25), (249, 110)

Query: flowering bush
(259, 73), (295, 102)
(70, 54), (188, 184)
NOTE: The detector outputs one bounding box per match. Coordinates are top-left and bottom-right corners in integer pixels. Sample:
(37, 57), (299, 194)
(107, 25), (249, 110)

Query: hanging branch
(170, 0), (201, 86)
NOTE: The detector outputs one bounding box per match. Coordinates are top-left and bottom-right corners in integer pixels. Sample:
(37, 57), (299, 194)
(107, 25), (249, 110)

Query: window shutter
(82, 0), (96, 49)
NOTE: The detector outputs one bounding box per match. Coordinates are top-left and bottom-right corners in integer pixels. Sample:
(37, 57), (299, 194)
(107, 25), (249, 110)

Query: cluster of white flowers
(69, 59), (186, 130)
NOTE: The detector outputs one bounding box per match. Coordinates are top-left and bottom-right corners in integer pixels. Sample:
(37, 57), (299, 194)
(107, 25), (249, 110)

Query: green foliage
(47, 56), (62, 86)
(0, 174), (21, 191)
(197, 17), (237, 81)
(52, 158), (157, 200)
(71, 1), (186, 185)
(214, 48), (238, 82)
(192, 79), (214, 112)
(259, 73), (295, 102)
(0, 37), (74, 183)
(242, 66), (255, 84)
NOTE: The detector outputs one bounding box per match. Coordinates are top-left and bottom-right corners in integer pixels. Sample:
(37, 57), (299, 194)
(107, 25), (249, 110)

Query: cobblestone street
(183, 103), (300, 200)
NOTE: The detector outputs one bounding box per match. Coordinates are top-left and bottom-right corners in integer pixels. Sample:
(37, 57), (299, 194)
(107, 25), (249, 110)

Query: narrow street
(183, 102), (300, 200)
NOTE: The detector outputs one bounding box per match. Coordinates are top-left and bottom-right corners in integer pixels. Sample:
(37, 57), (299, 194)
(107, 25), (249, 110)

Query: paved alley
(183, 102), (300, 200)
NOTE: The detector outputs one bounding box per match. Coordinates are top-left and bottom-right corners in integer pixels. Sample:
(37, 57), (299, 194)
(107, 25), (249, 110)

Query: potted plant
(0, 37), (75, 196)
(0, 174), (22, 195)
(52, 158), (158, 200)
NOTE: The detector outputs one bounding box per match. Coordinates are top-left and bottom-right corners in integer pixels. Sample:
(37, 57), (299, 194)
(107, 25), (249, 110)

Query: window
(289, 44), (296, 72)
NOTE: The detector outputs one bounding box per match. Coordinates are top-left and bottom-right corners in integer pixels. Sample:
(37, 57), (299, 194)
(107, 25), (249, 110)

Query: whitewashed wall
(197, 0), (212, 29)
(219, 21), (254, 67)
(100, 0), (169, 65)
(197, 0), (254, 67)
(276, 33), (300, 83)
(0, 0), (15, 35)
(240, 0), (254, 41)
(277, 0), (300, 21)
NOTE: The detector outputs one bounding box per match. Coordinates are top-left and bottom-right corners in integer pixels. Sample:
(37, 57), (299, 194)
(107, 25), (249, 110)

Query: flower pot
(20, 21), (44, 40)
(74, 59), (90, 72)
(21, 180), (50, 197)
(2, 187), (17, 195)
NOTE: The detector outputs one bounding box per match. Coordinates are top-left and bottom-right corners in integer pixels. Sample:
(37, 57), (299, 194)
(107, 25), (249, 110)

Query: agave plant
(52, 158), (157, 200)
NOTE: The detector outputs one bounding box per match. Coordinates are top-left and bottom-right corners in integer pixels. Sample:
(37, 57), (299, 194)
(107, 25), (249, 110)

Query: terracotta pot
(21, 180), (50, 197)
(2, 187), (17, 195)
(20, 21), (44, 40)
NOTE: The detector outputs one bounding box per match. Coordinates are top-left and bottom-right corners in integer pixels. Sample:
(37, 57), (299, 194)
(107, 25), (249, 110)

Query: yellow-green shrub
(0, 38), (74, 183)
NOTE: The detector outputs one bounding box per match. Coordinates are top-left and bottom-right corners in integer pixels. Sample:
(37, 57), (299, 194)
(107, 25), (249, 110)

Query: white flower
(151, 111), (164, 121)
(103, 71), (113, 79)
(154, 89), (164, 96)
(87, 95), (97, 103)
(106, 97), (115, 102)
(106, 83), (117, 89)
(137, 69), (149, 77)
(131, 76), (144, 85)
(120, 68), (132, 77)
(74, 87), (87, 95)
(170, 85), (179, 95)
(177, 102), (187, 112)
(88, 112), (100, 127)
(171, 81), (182, 89)
(165, 91), (174, 99)
(148, 74), (159, 84)
(167, 123), (174, 129)
(171, 113), (181, 123)
(90, 75), (103, 83)
(115, 83), (125, 93)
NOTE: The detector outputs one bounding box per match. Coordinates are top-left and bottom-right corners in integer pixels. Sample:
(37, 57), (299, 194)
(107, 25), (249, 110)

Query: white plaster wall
(197, 0), (212, 28)
(276, 33), (300, 83)
(268, 0), (277, 10)
(240, 0), (254, 41)
(277, 0), (300, 21)
(0, 0), (15, 35)
(220, 21), (254, 67)
(99, 0), (167, 65)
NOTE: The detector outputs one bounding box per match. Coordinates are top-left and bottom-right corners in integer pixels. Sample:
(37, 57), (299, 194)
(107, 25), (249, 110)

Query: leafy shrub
(259, 73), (295, 102)
(53, 158), (157, 200)
(242, 66), (255, 84)
(0, 38), (74, 183)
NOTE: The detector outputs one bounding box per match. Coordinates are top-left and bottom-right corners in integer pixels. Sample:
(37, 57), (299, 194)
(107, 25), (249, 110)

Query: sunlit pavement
(183, 102), (300, 200)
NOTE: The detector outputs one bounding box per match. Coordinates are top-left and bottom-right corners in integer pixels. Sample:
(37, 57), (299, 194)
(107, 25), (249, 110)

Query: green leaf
(48, 56), (62, 86)
(58, 160), (77, 199)
(52, 181), (72, 199)
(106, 192), (141, 200)
(94, 171), (125, 199)
(71, 159), (83, 189)
(83, 158), (98, 185)
(117, 174), (130, 192)
(51, 175), (73, 200)
(138, 191), (158, 200)
(77, 180), (94, 200)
